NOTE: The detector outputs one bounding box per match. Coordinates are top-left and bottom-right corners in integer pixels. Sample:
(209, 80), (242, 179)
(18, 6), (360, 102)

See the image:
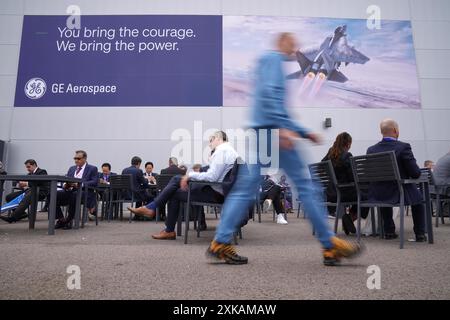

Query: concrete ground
(0, 209), (449, 300)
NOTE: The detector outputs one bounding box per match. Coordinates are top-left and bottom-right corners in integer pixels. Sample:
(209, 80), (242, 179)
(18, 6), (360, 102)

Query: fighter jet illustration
(288, 25), (370, 83)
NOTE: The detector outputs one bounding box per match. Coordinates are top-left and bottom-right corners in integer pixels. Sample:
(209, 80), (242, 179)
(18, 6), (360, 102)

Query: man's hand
(18, 181), (28, 189)
(180, 175), (189, 190)
(279, 129), (300, 150)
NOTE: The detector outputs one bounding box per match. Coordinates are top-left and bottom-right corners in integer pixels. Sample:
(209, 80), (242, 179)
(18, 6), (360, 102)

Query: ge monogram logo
(24, 78), (47, 99)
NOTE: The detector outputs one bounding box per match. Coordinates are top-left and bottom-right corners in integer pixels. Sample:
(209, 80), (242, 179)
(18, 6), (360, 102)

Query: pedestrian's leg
(280, 147), (334, 248)
(214, 164), (260, 244)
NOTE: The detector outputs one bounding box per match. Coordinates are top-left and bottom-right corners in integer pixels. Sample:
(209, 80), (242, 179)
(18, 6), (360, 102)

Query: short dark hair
(24, 159), (37, 166)
(131, 156), (142, 166)
(145, 162), (154, 168)
(101, 163), (111, 170)
(75, 150), (87, 158)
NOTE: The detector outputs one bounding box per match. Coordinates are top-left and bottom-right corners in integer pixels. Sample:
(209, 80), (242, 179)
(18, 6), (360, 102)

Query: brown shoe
(152, 230), (176, 240)
(128, 206), (155, 219)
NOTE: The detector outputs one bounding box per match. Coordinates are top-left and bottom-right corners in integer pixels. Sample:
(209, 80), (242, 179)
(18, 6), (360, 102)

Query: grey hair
(169, 157), (178, 166)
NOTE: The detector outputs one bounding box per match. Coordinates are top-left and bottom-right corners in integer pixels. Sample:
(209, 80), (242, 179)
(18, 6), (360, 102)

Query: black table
(0, 175), (82, 235)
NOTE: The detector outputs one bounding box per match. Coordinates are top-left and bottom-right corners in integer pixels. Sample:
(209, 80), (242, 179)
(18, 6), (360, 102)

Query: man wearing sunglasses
(55, 150), (98, 230)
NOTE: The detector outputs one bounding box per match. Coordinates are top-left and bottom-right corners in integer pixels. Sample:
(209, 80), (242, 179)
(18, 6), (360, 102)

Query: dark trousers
(152, 175), (223, 232)
(6, 189), (47, 220)
(380, 203), (425, 235)
(260, 185), (284, 214)
(55, 190), (78, 221)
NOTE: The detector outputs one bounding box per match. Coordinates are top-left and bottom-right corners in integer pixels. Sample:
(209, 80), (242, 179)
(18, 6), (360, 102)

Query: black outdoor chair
(308, 160), (377, 236)
(350, 151), (433, 249)
(420, 168), (450, 227)
(108, 174), (136, 223)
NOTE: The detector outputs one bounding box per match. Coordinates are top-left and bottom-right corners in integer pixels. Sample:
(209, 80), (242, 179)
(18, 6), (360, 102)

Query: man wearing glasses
(55, 150), (98, 230)
(0, 159), (48, 223)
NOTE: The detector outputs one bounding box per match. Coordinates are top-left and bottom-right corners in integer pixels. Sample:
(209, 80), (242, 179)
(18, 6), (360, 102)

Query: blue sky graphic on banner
(223, 16), (421, 109)
(15, 15), (222, 107)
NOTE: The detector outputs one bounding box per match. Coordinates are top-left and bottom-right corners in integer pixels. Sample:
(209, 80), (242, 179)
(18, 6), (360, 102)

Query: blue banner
(15, 15), (222, 107)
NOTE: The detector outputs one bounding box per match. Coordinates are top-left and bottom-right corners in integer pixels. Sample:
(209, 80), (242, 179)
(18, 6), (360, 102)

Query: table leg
(48, 181), (57, 235)
(74, 187), (82, 229)
(0, 180), (4, 211)
(29, 185), (38, 229)
(424, 182), (434, 244)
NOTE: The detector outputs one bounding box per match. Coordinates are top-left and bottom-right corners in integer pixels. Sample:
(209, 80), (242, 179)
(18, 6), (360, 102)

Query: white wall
(0, 0), (449, 174)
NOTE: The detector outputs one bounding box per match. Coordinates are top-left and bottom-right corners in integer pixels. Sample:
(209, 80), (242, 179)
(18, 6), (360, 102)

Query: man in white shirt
(129, 131), (238, 240)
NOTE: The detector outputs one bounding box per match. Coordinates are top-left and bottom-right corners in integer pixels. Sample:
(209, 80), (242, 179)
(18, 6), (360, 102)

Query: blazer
(122, 166), (148, 191)
(161, 165), (186, 175)
(29, 167), (49, 197)
(67, 163), (99, 208)
(367, 139), (422, 205)
(98, 172), (117, 183)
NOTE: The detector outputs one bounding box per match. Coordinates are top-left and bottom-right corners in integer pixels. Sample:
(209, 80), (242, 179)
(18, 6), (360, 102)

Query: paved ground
(0, 210), (449, 300)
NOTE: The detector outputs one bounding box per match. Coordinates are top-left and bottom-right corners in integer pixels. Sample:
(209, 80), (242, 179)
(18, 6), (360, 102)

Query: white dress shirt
(188, 142), (239, 194)
(74, 163), (86, 179)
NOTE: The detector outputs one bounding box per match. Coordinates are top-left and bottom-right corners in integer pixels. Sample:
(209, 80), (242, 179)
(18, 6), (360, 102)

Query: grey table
(0, 175), (82, 235)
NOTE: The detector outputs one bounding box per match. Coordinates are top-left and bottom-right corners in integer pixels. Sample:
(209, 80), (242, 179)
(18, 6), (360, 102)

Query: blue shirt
(248, 51), (309, 137)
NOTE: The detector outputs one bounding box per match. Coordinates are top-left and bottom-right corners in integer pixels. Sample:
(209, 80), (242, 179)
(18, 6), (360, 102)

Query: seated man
(55, 150), (98, 230)
(98, 162), (116, 184)
(0, 159), (48, 223)
(122, 156), (150, 208)
(129, 130), (238, 239)
(433, 150), (450, 193)
(259, 175), (288, 224)
(161, 157), (186, 175)
(367, 119), (426, 242)
(143, 161), (158, 185)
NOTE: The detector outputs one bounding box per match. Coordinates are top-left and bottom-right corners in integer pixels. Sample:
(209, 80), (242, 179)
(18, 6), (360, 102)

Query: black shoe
(342, 214), (356, 235)
(0, 216), (16, 224)
(62, 223), (73, 230)
(384, 233), (398, 240)
(196, 223), (207, 231)
(55, 219), (66, 229)
(415, 234), (427, 242)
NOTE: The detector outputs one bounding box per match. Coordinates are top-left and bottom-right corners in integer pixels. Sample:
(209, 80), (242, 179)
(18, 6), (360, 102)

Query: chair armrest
(336, 182), (355, 188)
(188, 180), (223, 187)
(401, 178), (426, 184)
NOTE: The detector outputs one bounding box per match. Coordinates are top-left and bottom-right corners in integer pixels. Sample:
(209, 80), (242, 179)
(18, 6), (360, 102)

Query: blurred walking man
(206, 33), (364, 266)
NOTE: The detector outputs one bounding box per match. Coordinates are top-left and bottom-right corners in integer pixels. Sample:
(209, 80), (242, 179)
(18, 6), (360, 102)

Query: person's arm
(401, 143), (421, 179)
(137, 170), (149, 187)
(188, 149), (231, 182)
(84, 166), (99, 187)
(259, 55), (310, 138)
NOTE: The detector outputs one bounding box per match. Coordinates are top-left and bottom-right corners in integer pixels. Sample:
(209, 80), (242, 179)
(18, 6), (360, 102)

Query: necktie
(76, 166), (82, 175)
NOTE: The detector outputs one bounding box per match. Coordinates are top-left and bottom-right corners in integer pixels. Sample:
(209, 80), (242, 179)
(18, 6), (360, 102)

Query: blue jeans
(215, 131), (335, 249)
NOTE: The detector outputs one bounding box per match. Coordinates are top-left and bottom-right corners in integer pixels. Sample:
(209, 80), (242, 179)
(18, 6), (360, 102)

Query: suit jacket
(161, 165), (186, 175)
(122, 166), (148, 191)
(367, 139), (422, 205)
(67, 163), (99, 208)
(98, 172), (117, 183)
(434, 152), (450, 186)
(29, 168), (49, 197)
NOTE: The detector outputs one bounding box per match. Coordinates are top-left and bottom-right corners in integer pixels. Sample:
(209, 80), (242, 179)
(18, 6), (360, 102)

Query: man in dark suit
(160, 157), (186, 175)
(55, 150), (98, 230)
(98, 162), (117, 184)
(367, 119), (426, 242)
(0, 159), (48, 223)
(122, 156), (149, 207)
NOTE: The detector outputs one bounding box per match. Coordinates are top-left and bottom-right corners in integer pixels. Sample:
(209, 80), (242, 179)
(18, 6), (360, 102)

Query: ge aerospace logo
(24, 78), (47, 99)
